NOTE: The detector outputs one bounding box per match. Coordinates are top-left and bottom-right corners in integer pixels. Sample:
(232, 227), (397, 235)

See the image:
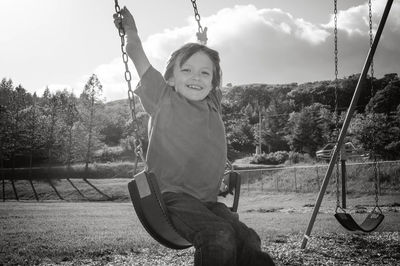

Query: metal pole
(301, 0), (393, 249)
(341, 160), (346, 209)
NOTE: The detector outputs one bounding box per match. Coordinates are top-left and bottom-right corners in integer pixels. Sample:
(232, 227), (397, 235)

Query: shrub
(250, 151), (289, 165)
(93, 146), (123, 163)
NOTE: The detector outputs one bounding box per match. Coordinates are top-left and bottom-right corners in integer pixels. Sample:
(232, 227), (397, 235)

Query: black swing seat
(334, 210), (384, 233)
(128, 170), (241, 249)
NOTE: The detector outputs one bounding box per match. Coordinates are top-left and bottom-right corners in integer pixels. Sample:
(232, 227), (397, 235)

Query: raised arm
(113, 7), (150, 78)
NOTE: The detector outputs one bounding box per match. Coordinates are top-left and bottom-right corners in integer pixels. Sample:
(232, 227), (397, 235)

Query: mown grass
(0, 201), (151, 264)
(1, 192), (400, 265)
(1, 161), (399, 265)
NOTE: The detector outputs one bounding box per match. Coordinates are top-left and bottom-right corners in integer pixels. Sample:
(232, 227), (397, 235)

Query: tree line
(1, 72), (399, 168)
(0, 74), (115, 168)
(222, 73), (400, 160)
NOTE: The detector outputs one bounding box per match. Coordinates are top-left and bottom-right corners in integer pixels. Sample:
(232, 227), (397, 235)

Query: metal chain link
(333, 0), (340, 139)
(114, 0), (146, 173)
(373, 154), (380, 207)
(333, 0), (342, 210)
(334, 0), (339, 86)
(367, 0), (380, 210)
(191, 0), (207, 45)
(369, 0), (375, 97)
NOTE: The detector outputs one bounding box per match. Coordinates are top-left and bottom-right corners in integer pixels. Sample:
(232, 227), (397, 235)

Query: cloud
(77, 58), (140, 103)
(322, 0), (400, 78)
(91, 2), (400, 102)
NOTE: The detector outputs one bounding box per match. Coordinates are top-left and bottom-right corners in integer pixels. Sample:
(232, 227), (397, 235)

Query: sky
(0, 0), (399, 102)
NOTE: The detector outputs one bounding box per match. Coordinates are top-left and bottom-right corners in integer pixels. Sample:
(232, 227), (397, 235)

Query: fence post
(294, 167), (297, 192)
(247, 177), (250, 195)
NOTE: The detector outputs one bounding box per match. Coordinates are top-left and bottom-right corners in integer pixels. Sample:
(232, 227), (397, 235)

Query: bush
(289, 151), (301, 164)
(250, 151), (289, 165)
(286, 152), (314, 165)
(93, 145), (135, 163)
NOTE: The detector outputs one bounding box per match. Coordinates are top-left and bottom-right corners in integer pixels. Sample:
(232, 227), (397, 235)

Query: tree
(23, 93), (46, 167)
(59, 92), (79, 166)
(0, 79), (14, 166)
(226, 117), (255, 155)
(366, 77), (400, 115)
(286, 103), (328, 155)
(79, 74), (104, 168)
(263, 88), (292, 152)
(352, 111), (400, 160)
(41, 89), (61, 166)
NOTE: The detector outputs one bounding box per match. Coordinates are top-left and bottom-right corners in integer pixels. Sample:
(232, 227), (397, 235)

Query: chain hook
(191, 0), (207, 45)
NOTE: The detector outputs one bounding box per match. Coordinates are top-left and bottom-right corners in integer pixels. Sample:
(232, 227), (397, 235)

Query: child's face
(168, 51), (214, 101)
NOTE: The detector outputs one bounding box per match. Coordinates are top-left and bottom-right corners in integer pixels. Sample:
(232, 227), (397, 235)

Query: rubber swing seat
(334, 211), (384, 233)
(128, 170), (241, 249)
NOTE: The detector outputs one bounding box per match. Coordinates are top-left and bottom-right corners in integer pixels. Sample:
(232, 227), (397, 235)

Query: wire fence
(237, 160), (400, 194)
(1, 160), (399, 201)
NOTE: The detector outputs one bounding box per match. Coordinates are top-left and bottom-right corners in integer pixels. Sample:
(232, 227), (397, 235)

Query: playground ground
(1, 191), (399, 265)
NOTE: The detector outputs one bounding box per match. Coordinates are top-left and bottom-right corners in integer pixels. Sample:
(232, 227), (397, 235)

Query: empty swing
(333, 156), (384, 232)
(332, 0), (384, 233)
(113, 0), (241, 250)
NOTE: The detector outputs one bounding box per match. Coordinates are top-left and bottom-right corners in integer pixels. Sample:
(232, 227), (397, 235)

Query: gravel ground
(38, 231), (399, 266)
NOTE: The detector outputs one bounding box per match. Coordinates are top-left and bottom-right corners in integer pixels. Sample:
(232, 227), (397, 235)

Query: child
(114, 7), (275, 266)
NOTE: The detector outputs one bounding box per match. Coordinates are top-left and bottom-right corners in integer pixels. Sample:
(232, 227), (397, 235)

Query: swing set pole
(301, 0), (393, 249)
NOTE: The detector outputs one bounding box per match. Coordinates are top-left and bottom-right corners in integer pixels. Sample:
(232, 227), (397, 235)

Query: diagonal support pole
(83, 178), (111, 200)
(301, 0), (393, 249)
(29, 179), (39, 201)
(66, 178), (86, 199)
(49, 180), (64, 200)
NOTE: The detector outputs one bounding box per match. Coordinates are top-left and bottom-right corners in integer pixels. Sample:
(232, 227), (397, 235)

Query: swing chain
(191, 0), (207, 45)
(368, 0), (380, 209)
(333, 0), (340, 138)
(373, 154), (380, 207)
(334, 0), (338, 84)
(333, 0), (342, 211)
(114, 0), (146, 172)
(369, 0), (375, 97)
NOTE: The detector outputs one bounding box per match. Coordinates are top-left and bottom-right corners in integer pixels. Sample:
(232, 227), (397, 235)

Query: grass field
(1, 190), (400, 265)
(1, 162), (400, 265)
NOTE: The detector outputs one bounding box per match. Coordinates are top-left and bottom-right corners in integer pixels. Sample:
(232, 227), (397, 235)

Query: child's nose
(192, 72), (201, 80)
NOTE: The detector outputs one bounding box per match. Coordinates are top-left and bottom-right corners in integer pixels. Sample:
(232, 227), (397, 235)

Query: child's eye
(181, 68), (191, 73)
(201, 71), (211, 76)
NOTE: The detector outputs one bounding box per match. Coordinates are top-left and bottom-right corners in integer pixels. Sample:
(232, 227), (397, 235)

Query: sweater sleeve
(134, 66), (168, 116)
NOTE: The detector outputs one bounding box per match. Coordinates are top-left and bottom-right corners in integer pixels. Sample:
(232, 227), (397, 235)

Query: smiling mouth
(186, 84), (202, 90)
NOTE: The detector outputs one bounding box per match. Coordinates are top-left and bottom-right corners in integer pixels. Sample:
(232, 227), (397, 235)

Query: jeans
(162, 192), (275, 266)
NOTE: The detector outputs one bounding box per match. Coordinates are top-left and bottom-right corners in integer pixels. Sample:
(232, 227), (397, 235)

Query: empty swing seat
(128, 170), (241, 249)
(334, 211), (384, 233)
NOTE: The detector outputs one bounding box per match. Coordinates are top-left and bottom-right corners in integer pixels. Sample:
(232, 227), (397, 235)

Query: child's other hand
(113, 6), (138, 34)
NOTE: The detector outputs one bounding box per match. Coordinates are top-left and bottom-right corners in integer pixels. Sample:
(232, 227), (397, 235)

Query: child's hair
(164, 43), (222, 90)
